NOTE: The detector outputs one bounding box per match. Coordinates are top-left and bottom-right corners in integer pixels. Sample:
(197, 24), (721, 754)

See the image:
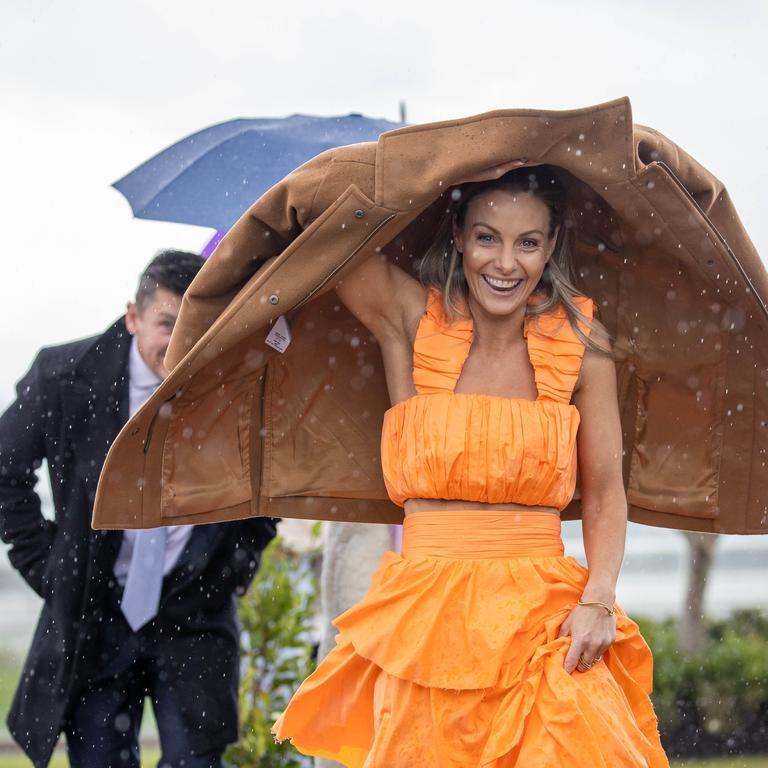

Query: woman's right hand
(458, 158), (528, 185)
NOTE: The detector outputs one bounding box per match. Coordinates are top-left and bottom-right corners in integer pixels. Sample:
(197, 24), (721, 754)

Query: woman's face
(453, 189), (558, 318)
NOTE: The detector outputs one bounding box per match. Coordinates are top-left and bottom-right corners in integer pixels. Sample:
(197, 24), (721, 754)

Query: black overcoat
(0, 318), (276, 766)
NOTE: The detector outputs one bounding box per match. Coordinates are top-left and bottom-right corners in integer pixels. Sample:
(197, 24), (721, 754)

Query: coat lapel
(62, 318), (131, 555)
(162, 523), (225, 599)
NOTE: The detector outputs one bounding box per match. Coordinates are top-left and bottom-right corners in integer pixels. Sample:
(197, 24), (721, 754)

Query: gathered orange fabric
(272, 512), (669, 767)
(381, 289), (594, 508)
(273, 292), (668, 766)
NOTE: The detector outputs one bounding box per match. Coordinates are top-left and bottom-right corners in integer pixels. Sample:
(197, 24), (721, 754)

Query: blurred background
(2, 0), (767, 765)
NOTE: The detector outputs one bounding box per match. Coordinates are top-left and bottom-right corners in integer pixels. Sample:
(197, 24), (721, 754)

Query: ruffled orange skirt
(273, 511), (669, 767)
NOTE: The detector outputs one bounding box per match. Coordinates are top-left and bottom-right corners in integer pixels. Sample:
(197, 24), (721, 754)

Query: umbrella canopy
(113, 114), (403, 232)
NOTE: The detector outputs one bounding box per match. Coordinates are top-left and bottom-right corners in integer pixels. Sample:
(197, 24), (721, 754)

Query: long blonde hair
(418, 165), (608, 354)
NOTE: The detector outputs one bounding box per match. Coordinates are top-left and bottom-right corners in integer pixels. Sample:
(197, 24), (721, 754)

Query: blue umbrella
(113, 113), (404, 233)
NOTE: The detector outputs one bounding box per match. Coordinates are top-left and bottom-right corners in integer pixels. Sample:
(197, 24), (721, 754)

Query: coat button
(354, 209), (365, 219)
(269, 294), (279, 305)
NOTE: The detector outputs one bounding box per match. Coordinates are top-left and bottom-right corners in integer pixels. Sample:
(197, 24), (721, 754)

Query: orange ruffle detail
(411, 289), (594, 404)
(273, 512), (669, 768)
(382, 394), (579, 509)
(412, 292), (473, 395)
(380, 291), (595, 509)
(524, 297), (595, 403)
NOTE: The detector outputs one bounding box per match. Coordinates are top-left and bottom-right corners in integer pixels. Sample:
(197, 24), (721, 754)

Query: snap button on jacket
(93, 97), (768, 534)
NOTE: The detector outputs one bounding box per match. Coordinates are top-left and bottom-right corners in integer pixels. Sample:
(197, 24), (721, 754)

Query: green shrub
(224, 536), (319, 768)
(696, 611), (768, 736)
(635, 616), (685, 727)
(637, 609), (768, 755)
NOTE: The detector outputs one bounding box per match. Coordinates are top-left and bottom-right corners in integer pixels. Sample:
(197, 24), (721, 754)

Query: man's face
(125, 288), (182, 379)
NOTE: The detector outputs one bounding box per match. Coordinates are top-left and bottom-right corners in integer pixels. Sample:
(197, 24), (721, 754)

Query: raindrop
(114, 713), (131, 732)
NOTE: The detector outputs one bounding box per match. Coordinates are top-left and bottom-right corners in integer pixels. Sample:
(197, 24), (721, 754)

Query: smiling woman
(421, 165), (606, 354)
(272, 165), (669, 767)
(92, 100), (768, 767)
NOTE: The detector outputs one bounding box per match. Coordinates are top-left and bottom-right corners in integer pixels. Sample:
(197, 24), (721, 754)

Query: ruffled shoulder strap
(412, 289), (473, 395)
(524, 295), (595, 403)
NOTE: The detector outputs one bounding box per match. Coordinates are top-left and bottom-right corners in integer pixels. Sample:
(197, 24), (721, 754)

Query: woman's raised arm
(335, 253), (426, 345)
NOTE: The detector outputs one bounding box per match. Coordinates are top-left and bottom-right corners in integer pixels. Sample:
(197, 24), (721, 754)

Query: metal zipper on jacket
(252, 368), (267, 515)
(143, 392), (177, 454)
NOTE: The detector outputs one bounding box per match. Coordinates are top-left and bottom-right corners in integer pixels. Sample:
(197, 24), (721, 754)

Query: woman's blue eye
(477, 233), (495, 243)
(520, 239), (538, 248)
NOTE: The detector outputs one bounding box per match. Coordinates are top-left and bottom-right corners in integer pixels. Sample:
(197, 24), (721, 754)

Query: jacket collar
(373, 97), (634, 211)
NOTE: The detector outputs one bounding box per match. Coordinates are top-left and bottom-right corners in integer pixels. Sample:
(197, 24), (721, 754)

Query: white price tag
(265, 315), (292, 353)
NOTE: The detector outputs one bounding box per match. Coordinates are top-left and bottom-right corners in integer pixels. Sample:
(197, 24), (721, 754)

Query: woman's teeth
(483, 275), (522, 291)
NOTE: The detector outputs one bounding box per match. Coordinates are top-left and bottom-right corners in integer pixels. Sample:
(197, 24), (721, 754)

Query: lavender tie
(120, 527), (169, 632)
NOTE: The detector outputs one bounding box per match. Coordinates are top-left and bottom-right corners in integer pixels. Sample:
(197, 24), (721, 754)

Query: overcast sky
(2, 0), (767, 407)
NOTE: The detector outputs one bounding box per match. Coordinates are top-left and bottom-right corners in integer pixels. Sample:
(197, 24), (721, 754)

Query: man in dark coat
(0, 250), (277, 767)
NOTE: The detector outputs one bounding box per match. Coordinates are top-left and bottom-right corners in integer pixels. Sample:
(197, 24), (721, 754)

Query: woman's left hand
(557, 603), (616, 674)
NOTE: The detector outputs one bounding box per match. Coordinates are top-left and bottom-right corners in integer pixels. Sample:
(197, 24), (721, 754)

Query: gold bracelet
(577, 599), (615, 616)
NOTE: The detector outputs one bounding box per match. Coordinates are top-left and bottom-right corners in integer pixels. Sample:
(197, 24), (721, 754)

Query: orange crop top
(381, 290), (595, 510)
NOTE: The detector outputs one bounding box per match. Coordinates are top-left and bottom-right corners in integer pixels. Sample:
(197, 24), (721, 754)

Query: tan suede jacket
(93, 97), (768, 534)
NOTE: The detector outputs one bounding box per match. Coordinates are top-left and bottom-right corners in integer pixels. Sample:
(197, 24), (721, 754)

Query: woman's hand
(558, 603), (616, 674)
(459, 158), (528, 185)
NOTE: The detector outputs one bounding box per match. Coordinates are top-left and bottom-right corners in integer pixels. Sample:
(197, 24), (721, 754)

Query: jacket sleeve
(229, 517), (279, 597)
(0, 354), (57, 597)
(165, 150), (334, 370)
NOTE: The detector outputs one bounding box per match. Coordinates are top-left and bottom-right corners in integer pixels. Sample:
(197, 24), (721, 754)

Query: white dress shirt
(113, 338), (193, 586)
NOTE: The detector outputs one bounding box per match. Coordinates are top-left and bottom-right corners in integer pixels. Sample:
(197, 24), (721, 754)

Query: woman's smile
(481, 274), (523, 293)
